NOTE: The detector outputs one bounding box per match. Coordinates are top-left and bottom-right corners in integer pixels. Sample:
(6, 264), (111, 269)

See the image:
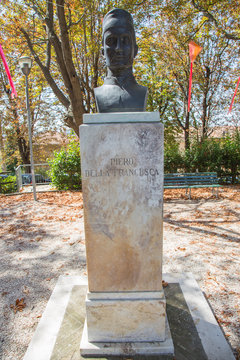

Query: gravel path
(0, 188), (239, 360)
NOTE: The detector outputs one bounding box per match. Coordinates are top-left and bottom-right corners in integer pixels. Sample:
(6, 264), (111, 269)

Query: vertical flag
(0, 44), (17, 98)
(188, 41), (202, 112)
(228, 76), (240, 113)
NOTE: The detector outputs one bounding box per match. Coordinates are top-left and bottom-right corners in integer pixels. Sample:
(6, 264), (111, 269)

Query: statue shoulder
(135, 83), (148, 96)
(94, 86), (106, 112)
(132, 83), (148, 110)
(94, 85), (105, 98)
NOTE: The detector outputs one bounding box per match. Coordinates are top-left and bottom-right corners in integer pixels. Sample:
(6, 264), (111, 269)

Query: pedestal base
(80, 317), (174, 358)
(22, 273), (236, 360)
(85, 291), (166, 342)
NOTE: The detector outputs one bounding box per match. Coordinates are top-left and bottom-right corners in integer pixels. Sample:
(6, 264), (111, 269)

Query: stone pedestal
(79, 112), (174, 357)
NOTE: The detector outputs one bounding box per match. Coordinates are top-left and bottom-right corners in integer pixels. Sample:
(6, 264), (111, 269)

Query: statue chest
(95, 84), (147, 113)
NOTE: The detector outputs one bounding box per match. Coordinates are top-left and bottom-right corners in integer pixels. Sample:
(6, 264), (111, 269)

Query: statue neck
(107, 67), (134, 80)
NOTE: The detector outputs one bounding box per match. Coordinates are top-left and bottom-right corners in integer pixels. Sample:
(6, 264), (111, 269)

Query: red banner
(0, 44), (17, 98)
(189, 41), (202, 63)
(228, 76), (240, 113)
(188, 41), (202, 112)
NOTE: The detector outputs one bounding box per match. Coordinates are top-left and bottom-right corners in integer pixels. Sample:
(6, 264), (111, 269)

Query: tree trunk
(17, 135), (30, 166)
(185, 110), (190, 150)
(201, 66), (210, 141)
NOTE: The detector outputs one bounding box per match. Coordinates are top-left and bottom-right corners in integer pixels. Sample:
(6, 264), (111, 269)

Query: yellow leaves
(202, 16), (209, 23)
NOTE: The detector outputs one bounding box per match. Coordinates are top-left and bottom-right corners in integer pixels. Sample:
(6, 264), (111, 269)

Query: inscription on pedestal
(85, 157), (160, 178)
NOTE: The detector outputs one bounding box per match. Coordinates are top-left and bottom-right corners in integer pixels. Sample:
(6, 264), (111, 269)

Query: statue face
(103, 26), (138, 71)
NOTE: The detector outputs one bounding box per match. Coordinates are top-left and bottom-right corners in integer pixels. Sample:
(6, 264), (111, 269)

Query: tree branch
(56, 0), (84, 112)
(45, 0), (53, 69)
(173, 105), (185, 130)
(44, 6), (73, 94)
(20, 27), (70, 108)
(191, 0), (240, 41)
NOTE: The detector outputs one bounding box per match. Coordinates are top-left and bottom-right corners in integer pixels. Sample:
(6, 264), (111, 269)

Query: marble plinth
(85, 291), (166, 342)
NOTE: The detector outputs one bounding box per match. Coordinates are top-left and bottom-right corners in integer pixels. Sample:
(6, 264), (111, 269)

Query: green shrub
(182, 139), (222, 174)
(166, 133), (240, 183)
(220, 132), (240, 184)
(0, 175), (17, 194)
(48, 138), (81, 190)
(164, 143), (183, 173)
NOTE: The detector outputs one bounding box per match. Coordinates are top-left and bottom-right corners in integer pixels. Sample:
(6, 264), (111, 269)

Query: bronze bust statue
(94, 9), (148, 113)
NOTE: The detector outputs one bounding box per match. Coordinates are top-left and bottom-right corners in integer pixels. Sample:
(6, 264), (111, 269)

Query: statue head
(102, 9), (138, 73)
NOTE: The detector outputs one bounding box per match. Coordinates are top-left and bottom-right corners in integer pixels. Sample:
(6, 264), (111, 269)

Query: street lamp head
(18, 56), (32, 76)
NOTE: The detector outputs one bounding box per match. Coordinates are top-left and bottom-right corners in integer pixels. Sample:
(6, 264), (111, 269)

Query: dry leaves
(22, 286), (29, 295)
(162, 280), (169, 288)
(163, 185), (240, 201)
(10, 298), (26, 313)
(176, 247), (186, 251)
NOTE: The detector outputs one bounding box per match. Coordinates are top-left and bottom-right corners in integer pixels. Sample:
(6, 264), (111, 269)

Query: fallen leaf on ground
(78, 239), (85, 244)
(162, 280), (168, 288)
(22, 287), (29, 295)
(10, 298), (26, 313)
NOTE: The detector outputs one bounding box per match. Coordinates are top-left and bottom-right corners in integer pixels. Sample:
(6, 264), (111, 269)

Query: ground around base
(0, 186), (239, 360)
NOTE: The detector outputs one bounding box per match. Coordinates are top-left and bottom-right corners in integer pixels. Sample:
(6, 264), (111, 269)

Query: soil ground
(0, 186), (239, 360)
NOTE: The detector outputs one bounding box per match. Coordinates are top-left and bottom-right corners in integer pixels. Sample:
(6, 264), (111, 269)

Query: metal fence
(15, 163), (51, 192)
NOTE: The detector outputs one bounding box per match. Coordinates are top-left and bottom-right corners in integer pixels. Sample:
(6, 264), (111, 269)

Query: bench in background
(164, 172), (222, 199)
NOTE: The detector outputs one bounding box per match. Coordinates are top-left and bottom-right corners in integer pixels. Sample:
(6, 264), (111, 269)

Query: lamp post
(18, 56), (37, 201)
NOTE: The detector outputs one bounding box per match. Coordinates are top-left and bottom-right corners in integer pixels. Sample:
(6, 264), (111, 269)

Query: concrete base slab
(23, 273), (235, 360)
(80, 318), (174, 358)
